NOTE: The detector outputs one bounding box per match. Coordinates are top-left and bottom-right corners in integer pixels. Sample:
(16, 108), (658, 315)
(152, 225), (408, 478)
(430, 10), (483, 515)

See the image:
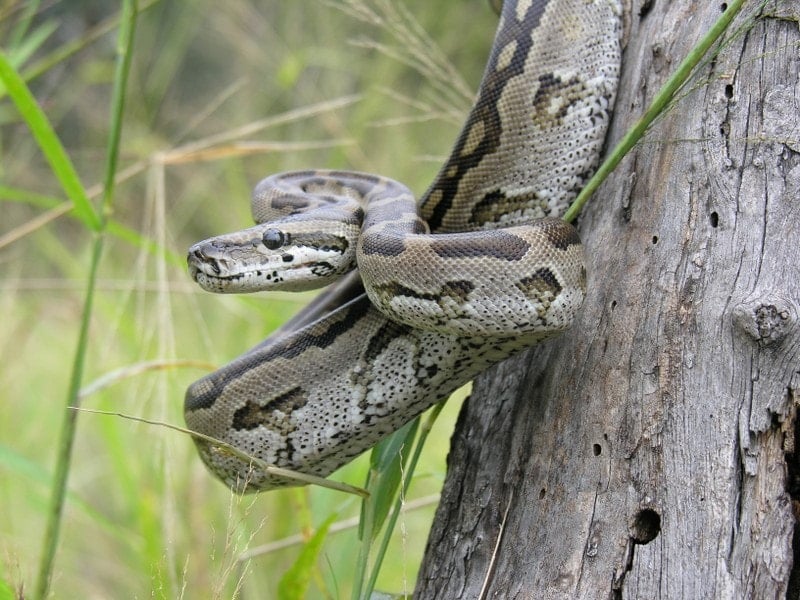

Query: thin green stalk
(99, 0), (138, 221)
(352, 418), (419, 600)
(362, 403), (445, 599)
(562, 0), (747, 223)
(352, 493), (377, 600)
(8, 0), (42, 50)
(27, 2), (139, 598)
(33, 238), (103, 600)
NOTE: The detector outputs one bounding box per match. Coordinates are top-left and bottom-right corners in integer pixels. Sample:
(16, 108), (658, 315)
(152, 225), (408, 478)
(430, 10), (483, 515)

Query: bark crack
(575, 491), (601, 589)
(611, 508), (662, 599)
(784, 390), (800, 599)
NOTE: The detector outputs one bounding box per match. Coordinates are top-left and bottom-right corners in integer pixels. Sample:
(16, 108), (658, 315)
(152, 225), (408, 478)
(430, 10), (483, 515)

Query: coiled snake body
(186, 0), (623, 492)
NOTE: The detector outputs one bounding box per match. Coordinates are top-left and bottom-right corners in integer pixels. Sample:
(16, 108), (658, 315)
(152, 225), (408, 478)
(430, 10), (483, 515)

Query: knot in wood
(732, 295), (796, 346)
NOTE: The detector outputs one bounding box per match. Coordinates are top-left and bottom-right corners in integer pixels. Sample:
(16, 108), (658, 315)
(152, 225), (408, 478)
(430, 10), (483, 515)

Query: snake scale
(186, 0), (623, 492)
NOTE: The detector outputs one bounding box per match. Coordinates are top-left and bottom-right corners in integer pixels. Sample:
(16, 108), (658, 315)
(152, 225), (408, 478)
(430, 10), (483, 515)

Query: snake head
(187, 221), (358, 294)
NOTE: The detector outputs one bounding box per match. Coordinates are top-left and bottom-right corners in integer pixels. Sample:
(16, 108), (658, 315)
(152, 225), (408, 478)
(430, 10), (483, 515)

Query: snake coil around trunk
(186, 0), (623, 492)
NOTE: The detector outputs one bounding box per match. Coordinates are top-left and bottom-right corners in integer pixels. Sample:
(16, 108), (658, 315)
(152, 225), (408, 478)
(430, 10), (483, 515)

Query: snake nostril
(189, 246), (223, 275)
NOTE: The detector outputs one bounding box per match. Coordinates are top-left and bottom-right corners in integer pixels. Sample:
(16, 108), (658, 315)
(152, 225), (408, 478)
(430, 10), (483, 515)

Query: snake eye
(262, 229), (287, 250)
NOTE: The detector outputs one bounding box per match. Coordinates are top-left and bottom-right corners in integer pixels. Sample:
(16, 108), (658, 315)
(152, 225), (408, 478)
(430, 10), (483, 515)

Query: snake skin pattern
(186, 0), (623, 492)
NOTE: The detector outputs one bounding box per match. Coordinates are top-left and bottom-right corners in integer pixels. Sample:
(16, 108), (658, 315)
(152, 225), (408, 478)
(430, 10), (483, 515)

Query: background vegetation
(0, 1), (500, 597)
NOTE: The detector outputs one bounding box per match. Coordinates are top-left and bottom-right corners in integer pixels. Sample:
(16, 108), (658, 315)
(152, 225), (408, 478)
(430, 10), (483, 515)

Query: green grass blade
(30, 1), (139, 598)
(360, 419), (420, 540)
(277, 513), (337, 600)
(1, 20), (58, 74)
(562, 0), (748, 223)
(0, 51), (100, 231)
(8, 0), (42, 50)
(357, 420), (418, 597)
(0, 184), (63, 208)
(98, 0), (139, 220)
(362, 404), (444, 598)
(33, 238), (104, 600)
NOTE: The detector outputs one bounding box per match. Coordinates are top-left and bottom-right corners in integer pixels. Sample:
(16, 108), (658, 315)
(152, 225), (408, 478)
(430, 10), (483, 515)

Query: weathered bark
(416, 1), (800, 598)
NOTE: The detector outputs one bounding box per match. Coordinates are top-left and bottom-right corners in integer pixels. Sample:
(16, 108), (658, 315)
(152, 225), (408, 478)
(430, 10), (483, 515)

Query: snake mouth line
(189, 258), (340, 294)
(190, 265), (277, 284)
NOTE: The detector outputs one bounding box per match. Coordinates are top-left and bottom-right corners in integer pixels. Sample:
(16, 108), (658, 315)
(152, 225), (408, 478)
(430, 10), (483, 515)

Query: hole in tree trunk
(631, 509), (661, 544)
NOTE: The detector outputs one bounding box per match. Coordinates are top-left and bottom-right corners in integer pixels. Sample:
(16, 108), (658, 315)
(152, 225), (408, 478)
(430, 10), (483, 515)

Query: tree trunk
(416, 1), (800, 598)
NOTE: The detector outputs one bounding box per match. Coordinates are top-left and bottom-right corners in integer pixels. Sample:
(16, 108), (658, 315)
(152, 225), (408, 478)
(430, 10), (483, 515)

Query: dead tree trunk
(416, 1), (800, 598)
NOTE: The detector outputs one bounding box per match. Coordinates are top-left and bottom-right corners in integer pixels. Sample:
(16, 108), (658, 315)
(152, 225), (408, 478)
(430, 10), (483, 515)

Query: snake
(185, 0), (623, 492)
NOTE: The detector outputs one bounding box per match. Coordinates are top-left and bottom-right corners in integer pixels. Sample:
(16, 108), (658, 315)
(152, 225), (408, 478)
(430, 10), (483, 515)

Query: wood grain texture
(415, 1), (800, 598)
